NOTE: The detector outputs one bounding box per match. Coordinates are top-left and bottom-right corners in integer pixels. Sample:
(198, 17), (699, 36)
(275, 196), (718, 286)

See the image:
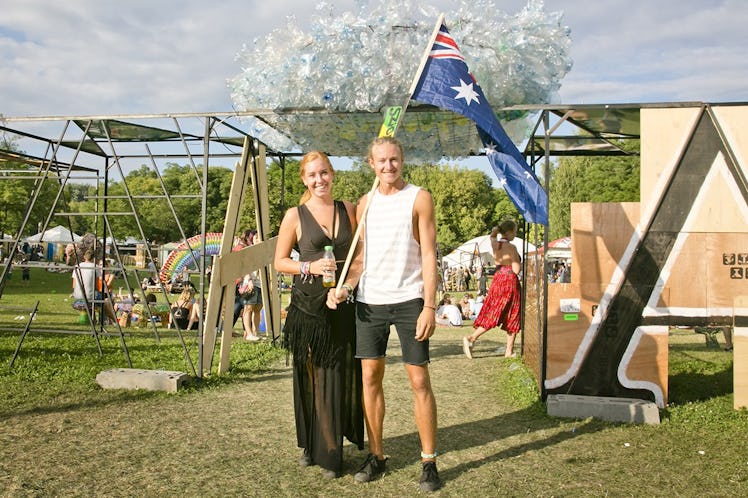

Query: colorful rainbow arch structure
(159, 233), (224, 282)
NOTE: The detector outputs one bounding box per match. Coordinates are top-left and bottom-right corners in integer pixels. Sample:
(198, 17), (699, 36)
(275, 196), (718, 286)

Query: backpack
(173, 306), (189, 320)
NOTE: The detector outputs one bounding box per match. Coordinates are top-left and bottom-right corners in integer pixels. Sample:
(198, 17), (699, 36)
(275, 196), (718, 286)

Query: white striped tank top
(357, 183), (423, 305)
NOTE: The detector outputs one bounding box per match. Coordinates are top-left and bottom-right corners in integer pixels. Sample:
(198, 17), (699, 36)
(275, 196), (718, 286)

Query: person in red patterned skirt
(462, 220), (522, 359)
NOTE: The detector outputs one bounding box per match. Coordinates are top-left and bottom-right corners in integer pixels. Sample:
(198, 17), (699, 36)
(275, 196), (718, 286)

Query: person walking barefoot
(463, 221), (522, 359)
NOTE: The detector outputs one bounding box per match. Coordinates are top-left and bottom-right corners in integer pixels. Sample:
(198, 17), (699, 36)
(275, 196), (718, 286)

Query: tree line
(1, 135), (639, 254)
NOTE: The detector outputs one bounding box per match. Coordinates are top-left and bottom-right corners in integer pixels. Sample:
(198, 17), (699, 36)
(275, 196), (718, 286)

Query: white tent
(25, 225), (82, 243)
(442, 235), (536, 269)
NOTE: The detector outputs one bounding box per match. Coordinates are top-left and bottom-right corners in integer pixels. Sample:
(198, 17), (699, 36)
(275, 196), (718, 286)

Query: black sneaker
(354, 453), (387, 483)
(419, 461), (442, 492)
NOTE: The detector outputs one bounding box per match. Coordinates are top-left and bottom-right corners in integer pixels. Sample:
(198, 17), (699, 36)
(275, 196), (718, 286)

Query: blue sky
(2, 0), (746, 117)
(1, 0), (747, 179)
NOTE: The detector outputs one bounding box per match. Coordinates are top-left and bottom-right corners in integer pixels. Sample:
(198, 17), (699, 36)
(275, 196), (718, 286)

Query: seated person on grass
(435, 297), (463, 327)
(169, 287), (195, 330)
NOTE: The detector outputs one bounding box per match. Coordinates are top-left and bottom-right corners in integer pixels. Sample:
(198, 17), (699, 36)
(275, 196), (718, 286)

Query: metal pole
(540, 110), (551, 400)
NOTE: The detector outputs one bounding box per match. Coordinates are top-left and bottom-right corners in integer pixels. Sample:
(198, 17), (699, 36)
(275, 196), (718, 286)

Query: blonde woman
(274, 150), (363, 479)
(169, 286), (194, 330)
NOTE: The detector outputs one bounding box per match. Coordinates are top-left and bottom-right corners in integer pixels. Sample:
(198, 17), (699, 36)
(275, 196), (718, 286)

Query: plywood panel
(622, 327), (669, 406)
(571, 202), (639, 288)
(545, 283), (603, 380)
(653, 233), (707, 310)
(545, 284), (669, 405)
(735, 328), (748, 410)
(685, 154), (748, 233)
(712, 106), (748, 176)
(706, 234), (748, 311)
(641, 107), (701, 211)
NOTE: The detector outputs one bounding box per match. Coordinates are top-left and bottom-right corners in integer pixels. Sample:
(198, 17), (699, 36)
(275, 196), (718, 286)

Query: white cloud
(552, 0), (748, 103)
(0, 0), (746, 119)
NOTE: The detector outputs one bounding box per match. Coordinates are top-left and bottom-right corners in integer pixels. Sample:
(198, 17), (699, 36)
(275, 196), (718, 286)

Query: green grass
(0, 274), (746, 496)
(0, 266), (285, 415)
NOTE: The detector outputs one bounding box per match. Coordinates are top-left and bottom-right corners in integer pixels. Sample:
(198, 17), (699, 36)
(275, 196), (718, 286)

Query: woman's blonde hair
(178, 287), (195, 303)
(298, 150), (334, 204)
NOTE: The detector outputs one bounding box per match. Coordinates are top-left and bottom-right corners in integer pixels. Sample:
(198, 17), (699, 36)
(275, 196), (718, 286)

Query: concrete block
(547, 394), (660, 425)
(96, 368), (190, 393)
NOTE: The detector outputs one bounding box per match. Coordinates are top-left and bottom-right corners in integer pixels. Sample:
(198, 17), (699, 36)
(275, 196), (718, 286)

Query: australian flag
(412, 23), (548, 225)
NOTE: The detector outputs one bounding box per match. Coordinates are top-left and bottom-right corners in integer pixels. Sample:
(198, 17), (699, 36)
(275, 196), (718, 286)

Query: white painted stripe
(618, 326), (668, 408)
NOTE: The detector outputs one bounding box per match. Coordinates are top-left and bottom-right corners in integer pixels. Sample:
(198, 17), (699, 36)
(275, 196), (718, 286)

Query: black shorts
(355, 298), (430, 365)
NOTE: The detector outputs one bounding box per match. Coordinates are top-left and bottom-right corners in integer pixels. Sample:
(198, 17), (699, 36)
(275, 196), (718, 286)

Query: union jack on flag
(430, 28), (464, 61)
(412, 23), (548, 225)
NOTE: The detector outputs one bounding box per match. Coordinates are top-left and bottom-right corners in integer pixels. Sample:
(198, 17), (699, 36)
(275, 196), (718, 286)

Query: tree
(333, 163), (376, 205)
(265, 159), (502, 252)
(26, 155), (545, 254)
(82, 163), (233, 243)
(0, 134), (57, 239)
(403, 163), (496, 251)
(264, 158), (308, 235)
(548, 139), (640, 240)
(261, 159), (373, 238)
(64, 183), (98, 235)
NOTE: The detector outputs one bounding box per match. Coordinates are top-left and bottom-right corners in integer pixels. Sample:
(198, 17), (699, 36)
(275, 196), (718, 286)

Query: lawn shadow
(667, 361), (733, 404)
(377, 334), (602, 480)
(428, 338), (510, 360)
(0, 363), (293, 422)
(439, 411), (602, 482)
(378, 401), (603, 481)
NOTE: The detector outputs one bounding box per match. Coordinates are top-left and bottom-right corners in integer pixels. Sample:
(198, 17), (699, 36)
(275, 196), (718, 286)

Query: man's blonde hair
(367, 136), (404, 162)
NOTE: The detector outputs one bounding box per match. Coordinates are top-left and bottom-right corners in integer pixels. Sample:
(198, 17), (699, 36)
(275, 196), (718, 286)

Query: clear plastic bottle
(322, 245), (336, 288)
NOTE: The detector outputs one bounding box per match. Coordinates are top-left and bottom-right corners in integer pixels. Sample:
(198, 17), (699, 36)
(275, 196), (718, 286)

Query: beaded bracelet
(342, 283), (355, 304)
(299, 261), (311, 276)
(420, 450), (438, 459)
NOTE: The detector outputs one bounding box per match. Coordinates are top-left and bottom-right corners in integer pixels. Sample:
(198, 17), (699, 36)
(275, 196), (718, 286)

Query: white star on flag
(450, 79), (480, 106)
(497, 177), (508, 187)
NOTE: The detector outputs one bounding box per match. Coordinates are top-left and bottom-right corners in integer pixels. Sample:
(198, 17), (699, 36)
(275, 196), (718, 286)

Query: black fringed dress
(282, 201), (364, 473)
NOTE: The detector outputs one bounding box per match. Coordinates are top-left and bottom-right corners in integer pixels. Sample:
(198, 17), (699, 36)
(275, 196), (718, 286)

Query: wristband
(300, 261), (311, 276)
(342, 283), (355, 303)
(423, 305), (436, 310)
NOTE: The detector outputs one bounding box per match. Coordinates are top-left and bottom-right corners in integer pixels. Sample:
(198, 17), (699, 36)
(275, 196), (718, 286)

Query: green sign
(378, 106), (402, 137)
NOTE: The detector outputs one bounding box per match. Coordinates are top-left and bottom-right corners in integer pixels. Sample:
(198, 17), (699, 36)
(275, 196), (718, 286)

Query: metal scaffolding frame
(0, 103), (651, 375)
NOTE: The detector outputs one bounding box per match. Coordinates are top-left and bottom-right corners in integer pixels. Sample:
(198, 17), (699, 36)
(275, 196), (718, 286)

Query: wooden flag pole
(335, 13), (445, 292)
